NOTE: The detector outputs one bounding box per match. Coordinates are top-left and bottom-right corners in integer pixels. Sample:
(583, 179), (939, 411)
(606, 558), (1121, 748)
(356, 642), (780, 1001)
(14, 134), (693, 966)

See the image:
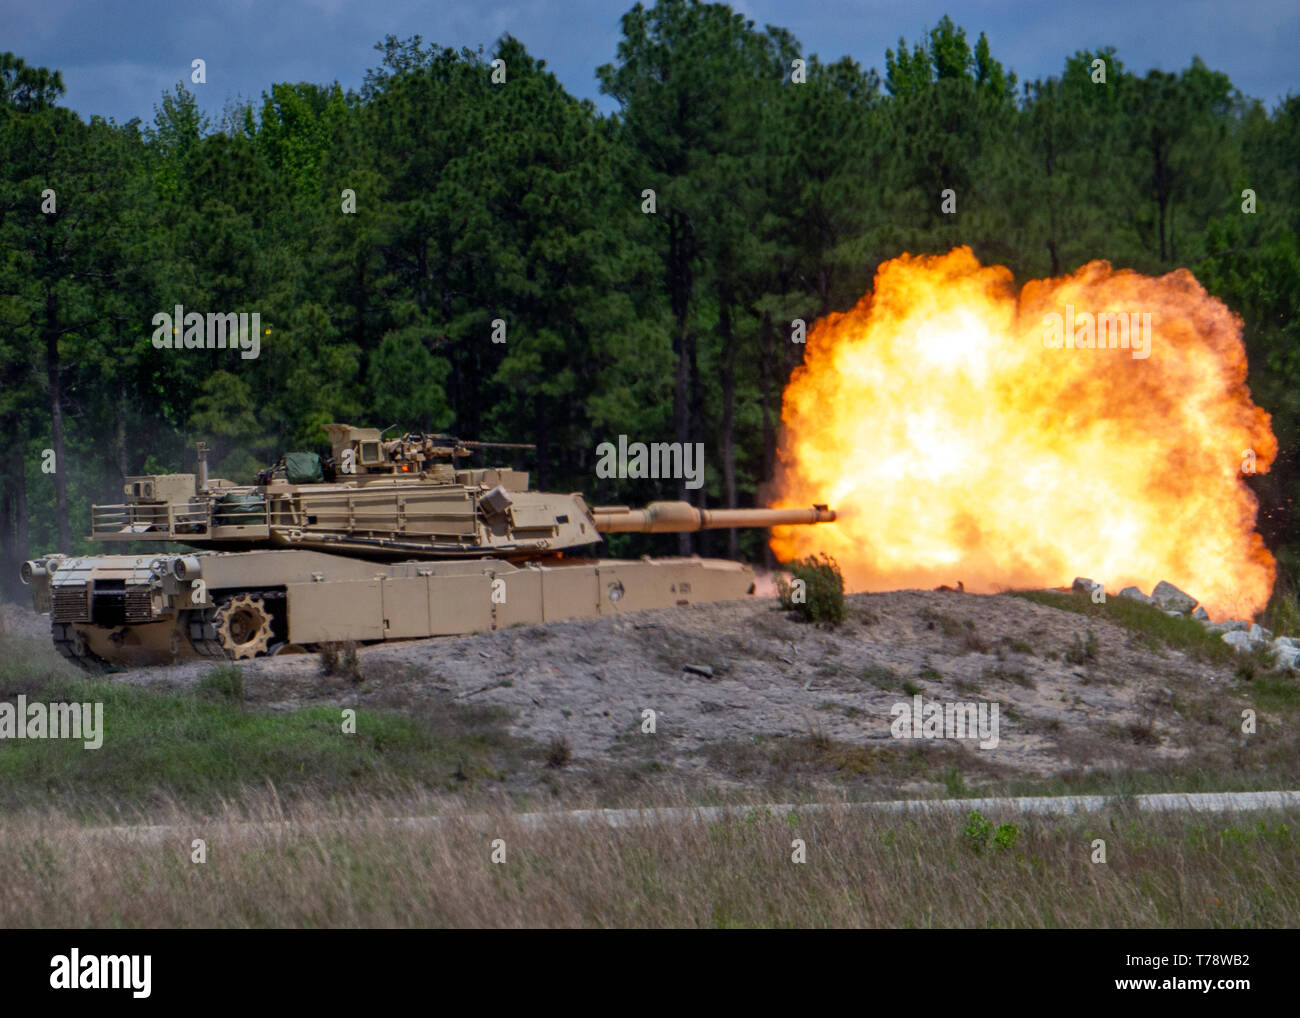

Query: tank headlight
(172, 555), (201, 580)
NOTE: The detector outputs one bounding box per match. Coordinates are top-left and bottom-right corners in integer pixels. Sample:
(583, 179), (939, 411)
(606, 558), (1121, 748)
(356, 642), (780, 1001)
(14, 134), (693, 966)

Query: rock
(1119, 586), (1153, 604)
(1275, 636), (1299, 650)
(1222, 631), (1253, 651)
(1249, 623), (1273, 643)
(1191, 606), (1210, 622)
(1152, 581), (1197, 614)
(682, 663), (714, 678)
(1276, 646), (1300, 670)
(1072, 577), (1103, 597)
(1206, 620), (1249, 634)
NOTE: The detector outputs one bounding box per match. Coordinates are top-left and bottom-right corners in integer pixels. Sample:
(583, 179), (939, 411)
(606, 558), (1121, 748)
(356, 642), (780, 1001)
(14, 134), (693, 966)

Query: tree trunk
(719, 286), (737, 560)
(115, 383), (129, 480)
(1168, 196), (1176, 263)
(44, 277), (70, 554)
(759, 311), (776, 571)
(668, 212), (692, 555)
(1154, 140), (1169, 262)
(1, 442), (29, 601)
(0, 474), (11, 601)
(533, 392), (548, 491)
(688, 324), (706, 557)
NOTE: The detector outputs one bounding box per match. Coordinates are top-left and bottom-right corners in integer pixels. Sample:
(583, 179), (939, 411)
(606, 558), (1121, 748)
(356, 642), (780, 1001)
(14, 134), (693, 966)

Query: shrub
(806, 717), (832, 751)
(963, 810), (993, 852)
(1064, 631), (1099, 665)
(963, 809), (1021, 854)
(992, 822), (1021, 852)
(777, 553), (846, 625)
(1235, 643), (1278, 683)
(320, 641), (363, 683)
(546, 734), (572, 768)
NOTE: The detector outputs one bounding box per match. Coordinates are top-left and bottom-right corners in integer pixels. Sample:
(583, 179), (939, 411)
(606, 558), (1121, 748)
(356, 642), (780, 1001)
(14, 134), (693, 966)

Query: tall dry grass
(0, 789), (1295, 927)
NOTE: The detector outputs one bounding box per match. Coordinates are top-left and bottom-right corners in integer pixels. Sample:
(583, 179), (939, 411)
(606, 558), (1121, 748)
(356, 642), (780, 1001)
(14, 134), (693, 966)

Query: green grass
(859, 664), (899, 690)
(1250, 672), (1300, 712)
(983, 665), (1035, 688)
(197, 664), (245, 701)
(0, 639), (518, 814)
(1009, 589), (1238, 664)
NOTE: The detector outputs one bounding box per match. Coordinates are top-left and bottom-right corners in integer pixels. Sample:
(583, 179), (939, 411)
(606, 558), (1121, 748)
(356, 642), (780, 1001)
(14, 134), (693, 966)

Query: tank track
(51, 622), (109, 674)
(185, 608), (227, 658)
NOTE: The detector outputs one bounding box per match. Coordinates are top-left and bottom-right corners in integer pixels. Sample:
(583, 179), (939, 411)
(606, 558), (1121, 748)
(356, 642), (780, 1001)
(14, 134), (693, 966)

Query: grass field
(0, 637), (523, 817)
(0, 793), (1295, 927)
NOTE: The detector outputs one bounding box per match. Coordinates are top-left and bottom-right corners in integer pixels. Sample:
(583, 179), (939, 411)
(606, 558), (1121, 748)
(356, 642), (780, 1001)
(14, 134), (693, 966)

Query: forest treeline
(2, 1), (1298, 600)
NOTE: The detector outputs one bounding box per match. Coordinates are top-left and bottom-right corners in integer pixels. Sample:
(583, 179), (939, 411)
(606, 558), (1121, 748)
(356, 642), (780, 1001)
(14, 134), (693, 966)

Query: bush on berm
(777, 553), (846, 625)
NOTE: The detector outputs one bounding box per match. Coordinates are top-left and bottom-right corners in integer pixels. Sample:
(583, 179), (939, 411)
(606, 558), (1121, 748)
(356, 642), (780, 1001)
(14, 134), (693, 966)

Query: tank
(19, 425), (835, 670)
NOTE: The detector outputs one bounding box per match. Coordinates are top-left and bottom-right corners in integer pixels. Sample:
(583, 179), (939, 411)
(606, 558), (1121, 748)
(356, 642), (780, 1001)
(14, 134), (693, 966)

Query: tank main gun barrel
(591, 501), (835, 534)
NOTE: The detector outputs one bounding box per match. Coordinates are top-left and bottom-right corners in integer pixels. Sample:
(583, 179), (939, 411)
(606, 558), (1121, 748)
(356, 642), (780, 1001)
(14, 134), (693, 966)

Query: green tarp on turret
(213, 492), (267, 524)
(285, 452), (323, 485)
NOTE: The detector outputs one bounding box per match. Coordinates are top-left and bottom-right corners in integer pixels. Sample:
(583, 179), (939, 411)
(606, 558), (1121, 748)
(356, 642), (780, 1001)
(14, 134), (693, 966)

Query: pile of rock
(1069, 577), (1299, 671)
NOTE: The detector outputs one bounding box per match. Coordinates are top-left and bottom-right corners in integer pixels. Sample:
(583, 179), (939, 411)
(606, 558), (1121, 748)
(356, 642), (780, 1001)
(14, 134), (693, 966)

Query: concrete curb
(74, 789), (1300, 846)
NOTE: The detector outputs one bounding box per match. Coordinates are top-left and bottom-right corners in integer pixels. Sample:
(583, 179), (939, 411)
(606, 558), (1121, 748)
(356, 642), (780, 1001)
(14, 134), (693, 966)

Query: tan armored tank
(20, 426), (835, 669)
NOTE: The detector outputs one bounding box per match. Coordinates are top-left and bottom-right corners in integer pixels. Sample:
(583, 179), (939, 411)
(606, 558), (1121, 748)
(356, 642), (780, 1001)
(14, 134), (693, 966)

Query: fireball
(770, 247), (1276, 620)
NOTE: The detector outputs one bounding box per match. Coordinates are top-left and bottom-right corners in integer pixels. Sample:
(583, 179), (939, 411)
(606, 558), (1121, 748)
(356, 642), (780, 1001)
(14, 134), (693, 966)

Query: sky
(4, 0), (1297, 126)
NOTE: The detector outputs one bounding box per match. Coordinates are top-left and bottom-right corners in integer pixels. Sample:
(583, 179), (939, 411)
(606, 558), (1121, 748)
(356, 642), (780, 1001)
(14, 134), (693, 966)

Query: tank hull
(28, 549), (757, 669)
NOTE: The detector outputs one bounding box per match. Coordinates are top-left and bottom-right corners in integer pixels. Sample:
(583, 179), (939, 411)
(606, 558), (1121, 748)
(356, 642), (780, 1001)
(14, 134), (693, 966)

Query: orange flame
(770, 247), (1277, 620)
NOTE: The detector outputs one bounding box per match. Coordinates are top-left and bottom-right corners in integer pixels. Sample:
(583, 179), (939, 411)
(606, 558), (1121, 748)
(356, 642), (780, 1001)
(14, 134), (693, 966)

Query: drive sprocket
(212, 593), (274, 659)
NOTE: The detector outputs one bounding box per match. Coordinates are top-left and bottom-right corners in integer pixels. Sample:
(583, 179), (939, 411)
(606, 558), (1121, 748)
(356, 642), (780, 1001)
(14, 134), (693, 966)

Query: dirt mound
(55, 588), (1267, 798)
